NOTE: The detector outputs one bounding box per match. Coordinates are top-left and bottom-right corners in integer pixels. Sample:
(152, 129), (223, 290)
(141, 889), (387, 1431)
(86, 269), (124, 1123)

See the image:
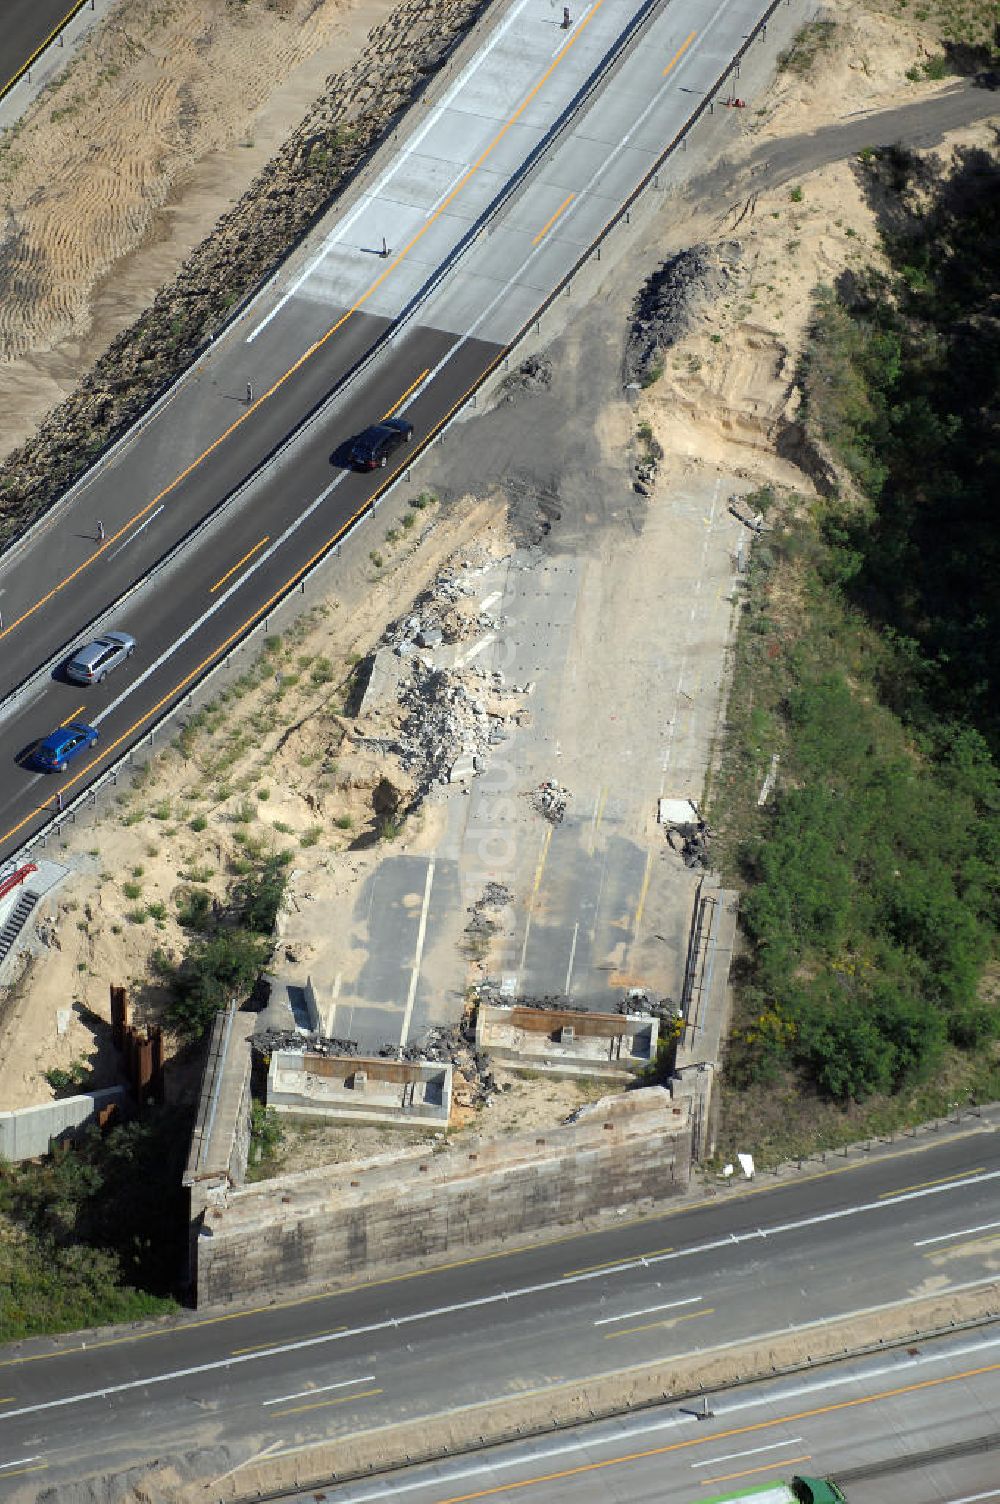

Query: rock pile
(534, 779), (570, 824)
(252, 1028), (360, 1061)
(394, 662), (513, 792)
(624, 240), (742, 386)
(383, 1022), (504, 1107)
(499, 353), (553, 402)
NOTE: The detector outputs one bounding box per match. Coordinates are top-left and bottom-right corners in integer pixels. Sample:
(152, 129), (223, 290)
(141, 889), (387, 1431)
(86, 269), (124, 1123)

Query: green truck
(703, 1477), (846, 1504)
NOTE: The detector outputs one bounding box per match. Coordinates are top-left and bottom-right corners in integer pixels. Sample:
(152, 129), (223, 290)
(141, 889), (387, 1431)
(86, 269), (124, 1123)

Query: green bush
(249, 1103), (283, 1167)
(0, 1109), (190, 1339)
(718, 147), (1000, 1105)
(232, 852), (289, 933)
(176, 887), (213, 931)
(167, 929), (271, 1039)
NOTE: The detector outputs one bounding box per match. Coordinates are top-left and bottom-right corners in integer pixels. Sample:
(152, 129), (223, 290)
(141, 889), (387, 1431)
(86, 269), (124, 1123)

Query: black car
(350, 416), (414, 471)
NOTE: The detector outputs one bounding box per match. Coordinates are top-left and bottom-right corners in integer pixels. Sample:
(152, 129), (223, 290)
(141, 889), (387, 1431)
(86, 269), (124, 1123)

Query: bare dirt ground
(0, 0), (996, 1129)
(265, 1069), (610, 1175)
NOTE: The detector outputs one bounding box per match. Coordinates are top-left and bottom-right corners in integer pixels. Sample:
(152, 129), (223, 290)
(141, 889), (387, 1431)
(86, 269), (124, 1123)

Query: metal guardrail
(5, 0), (795, 868)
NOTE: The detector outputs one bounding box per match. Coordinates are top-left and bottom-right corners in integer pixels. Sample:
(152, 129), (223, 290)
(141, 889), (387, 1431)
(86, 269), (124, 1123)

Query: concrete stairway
(0, 889), (39, 967)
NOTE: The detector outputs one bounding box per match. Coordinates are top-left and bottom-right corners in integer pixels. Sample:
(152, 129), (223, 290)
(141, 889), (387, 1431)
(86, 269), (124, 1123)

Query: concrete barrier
(193, 1085), (691, 1306)
(267, 1049), (452, 1128)
(0, 1087), (125, 1162)
(476, 1003), (658, 1079)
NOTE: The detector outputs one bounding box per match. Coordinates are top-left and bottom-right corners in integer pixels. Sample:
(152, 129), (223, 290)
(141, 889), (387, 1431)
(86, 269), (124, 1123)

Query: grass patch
(776, 19), (836, 74)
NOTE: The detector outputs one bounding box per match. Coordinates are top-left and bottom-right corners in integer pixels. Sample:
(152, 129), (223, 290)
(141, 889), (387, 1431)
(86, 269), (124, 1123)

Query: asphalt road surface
(0, 1125), (997, 1495)
(0, 0), (88, 100)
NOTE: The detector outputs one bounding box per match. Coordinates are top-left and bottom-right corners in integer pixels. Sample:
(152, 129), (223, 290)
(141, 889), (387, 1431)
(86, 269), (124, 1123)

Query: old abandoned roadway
(0, 1127), (997, 1494)
(0, 0), (776, 863)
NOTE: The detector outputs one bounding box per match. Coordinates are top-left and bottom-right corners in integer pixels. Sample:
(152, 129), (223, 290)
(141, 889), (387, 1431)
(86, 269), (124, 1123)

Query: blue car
(30, 722), (99, 773)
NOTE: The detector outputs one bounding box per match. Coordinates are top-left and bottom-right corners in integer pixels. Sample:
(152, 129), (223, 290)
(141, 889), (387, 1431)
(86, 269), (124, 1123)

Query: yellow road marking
(879, 1167), (984, 1200)
(420, 1360), (1000, 1504)
(382, 369), (430, 420)
(531, 825), (552, 898)
(210, 536), (269, 594)
(0, 2), (608, 651)
(604, 1306), (712, 1339)
(271, 1385), (382, 1417)
(663, 31), (697, 78)
(0, 0), (87, 99)
(0, 1127), (987, 1368)
(633, 849), (654, 931)
(0, 1463), (47, 1480)
(924, 1233), (1000, 1259)
(58, 704), (85, 727)
(531, 193), (575, 246)
(231, 1325), (346, 1356)
(565, 1245), (674, 1277)
(703, 1455), (811, 1486)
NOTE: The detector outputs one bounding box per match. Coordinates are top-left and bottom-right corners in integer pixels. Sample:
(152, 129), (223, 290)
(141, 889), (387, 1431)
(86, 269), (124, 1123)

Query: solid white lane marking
(915, 1219), (1000, 1247)
(106, 505), (164, 561)
(2, 1180), (998, 1424)
(400, 858), (435, 1047)
(563, 920), (579, 995)
(691, 1438), (805, 1469)
(91, 469), (347, 729)
(594, 1295), (702, 1326)
(263, 1374), (375, 1407)
(246, 0), (535, 342)
(0, 1455), (42, 1470)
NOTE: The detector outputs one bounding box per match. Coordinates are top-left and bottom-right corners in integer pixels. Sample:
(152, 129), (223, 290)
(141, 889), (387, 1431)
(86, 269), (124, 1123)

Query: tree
(168, 929), (271, 1039)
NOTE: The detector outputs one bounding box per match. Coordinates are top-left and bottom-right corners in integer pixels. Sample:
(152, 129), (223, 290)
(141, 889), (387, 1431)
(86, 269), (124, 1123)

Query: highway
(290, 1330), (1000, 1504)
(0, 1125), (997, 1495)
(0, 0), (779, 865)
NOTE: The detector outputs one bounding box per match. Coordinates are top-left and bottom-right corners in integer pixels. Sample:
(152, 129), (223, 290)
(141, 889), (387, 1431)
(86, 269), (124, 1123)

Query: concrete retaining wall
(193, 1086), (691, 1306)
(0, 1087), (126, 1161)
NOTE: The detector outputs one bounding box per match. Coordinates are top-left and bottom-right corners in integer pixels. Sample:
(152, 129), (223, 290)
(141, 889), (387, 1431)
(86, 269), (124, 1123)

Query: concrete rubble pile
(534, 778), (570, 823)
(394, 663), (508, 791)
(474, 983), (579, 1013)
(666, 819), (712, 869)
(499, 353), (553, 403)
(383, 1022), (505, 1108)
(252, 1028), (360, 1060)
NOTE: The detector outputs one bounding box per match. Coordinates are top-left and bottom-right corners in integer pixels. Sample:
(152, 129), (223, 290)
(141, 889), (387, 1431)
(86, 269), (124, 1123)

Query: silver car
(65, 630), (136, 685)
